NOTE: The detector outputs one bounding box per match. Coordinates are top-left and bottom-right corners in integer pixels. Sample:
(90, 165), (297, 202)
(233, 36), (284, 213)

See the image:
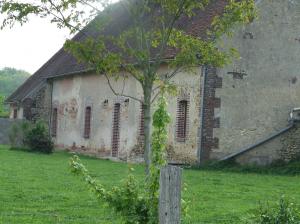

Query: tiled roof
(6, 0), (227, 103)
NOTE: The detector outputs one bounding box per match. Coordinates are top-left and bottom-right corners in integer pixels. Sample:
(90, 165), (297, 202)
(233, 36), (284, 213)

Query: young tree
(0, 0), (256, 174)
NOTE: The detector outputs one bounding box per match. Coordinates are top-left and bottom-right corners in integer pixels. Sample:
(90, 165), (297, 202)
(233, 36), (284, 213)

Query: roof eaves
(46, 68), (95, 80)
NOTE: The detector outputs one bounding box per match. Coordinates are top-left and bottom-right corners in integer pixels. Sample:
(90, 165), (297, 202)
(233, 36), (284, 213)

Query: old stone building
(6, 0), (300, 165)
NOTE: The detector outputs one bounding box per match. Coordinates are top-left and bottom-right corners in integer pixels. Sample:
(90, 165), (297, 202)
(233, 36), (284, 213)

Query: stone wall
(34, 83), (52, 122)
(279, 124), (300, 162)
(8, 82), (52, 123)
(235, 123), (300, 166)
(0, 118), (20, 145)
(213, 0), (300, 161)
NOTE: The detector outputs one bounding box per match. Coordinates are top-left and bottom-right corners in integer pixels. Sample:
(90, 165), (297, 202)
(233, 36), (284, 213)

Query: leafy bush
(71, 157), (150, 224)
(8, 120), (32, 148)
(248, 197), (300, 224)
(25, 121), (54, 154)
(9, 120), (53, 154)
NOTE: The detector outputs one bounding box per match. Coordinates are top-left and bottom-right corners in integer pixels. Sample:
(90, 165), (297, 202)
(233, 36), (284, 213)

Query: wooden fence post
(159, 165), (182, 224)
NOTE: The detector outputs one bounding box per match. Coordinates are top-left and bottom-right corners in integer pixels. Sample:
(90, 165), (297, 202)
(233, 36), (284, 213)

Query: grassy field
(1, 145), (300, 223)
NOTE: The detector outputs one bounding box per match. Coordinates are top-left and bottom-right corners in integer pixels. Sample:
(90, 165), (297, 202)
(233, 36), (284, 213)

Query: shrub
(25, 121), (54, 154)
(8, 120), (32, 148)
(249, 197), (300, 224)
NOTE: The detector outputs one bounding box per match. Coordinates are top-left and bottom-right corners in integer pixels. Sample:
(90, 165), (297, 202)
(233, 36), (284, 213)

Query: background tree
(0, 67), (30, 117)
(0, 0), (257, 174)
(0, 67), (30, 96)
(0, 95), (7, 117)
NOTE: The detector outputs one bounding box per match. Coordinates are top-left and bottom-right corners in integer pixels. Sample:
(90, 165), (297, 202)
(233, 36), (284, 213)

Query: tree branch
(46, 0), (87, 35)
(104, 73), (143, 103)
(78, 0), (102, 14)
(151, 90), (161, 104)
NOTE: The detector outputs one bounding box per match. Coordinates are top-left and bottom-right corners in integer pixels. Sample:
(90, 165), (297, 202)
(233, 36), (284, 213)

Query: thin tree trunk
(143, 82), (153, 175)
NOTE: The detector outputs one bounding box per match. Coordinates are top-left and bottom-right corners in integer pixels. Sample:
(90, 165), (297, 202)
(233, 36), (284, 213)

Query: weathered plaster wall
(165, 67), (202, 163)
(52, 72), (140, 159)
(213, 0), (300, 161)
(51, 66), (202, 162)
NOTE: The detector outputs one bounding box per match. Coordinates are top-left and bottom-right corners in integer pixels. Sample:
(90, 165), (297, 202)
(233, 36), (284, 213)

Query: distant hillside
(0, 67), (31, 97)
(0, 67), (31, 117)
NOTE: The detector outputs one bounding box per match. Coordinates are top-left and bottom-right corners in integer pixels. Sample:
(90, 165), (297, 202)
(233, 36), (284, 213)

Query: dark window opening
(112, 103), (121, 157)
(13, 108), (17, 119)
(84, 106), (92, 139)
(13, 109), (18, 119)
(51, 108), (58, 137)
(176, 100), (188, 142)
(139, 104), (145, 137)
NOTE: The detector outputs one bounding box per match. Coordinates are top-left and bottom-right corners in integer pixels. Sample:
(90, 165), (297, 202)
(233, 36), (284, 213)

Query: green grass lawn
(1, 145), (300, 224)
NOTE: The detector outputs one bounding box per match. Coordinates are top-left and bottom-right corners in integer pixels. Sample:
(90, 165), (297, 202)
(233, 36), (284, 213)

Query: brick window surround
(84, 106), (92, 139)
(139, 103), (145, 137)
(112, 103), (121, 157)
(51, 108), (58, 137)
(176, 99), (189, 142)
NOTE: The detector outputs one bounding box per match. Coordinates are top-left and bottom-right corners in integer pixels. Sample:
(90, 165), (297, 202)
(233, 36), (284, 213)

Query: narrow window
(139, 104), (145, 137)
(13, 108), (17, 119)
(111, 103), (121, 157)
(51, 108), (58, 137)
(84, 106), (92, 139)
(176, 100), (188, 142)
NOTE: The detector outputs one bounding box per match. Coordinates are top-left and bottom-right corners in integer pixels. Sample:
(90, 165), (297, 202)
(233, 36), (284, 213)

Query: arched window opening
(84, 106), (92, 139)
(176, 100), (188, 142)
(139, 103), (145, 137)
(51, 108), (58, 137)
(112, 103), (121, 157)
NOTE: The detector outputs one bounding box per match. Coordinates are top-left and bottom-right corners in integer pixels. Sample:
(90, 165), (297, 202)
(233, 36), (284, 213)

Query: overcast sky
(0, 17), (71, 74)
(0, 1), (120, 75)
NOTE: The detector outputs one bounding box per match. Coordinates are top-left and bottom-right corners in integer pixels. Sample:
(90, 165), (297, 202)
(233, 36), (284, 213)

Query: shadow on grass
(189, 158), (300, 176)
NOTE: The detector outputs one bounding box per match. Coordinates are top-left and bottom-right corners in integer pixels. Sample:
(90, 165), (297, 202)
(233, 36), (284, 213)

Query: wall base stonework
(234, 123), (300, 166)
(279, 125), (300, 162)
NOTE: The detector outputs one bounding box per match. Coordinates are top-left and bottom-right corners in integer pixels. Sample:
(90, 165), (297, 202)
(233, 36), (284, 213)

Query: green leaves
(0, 2), (41, 29)
(211, 0), (257, 39)
(249, 197), (300, 224)
(69, 96), (171, 224)
(0, 0), (257, 101)
(64, 37), (121, 75)
(0, 95), (8, 117)
(168, 29), (233, 68)
(0, 0), (104, 32)
(147, 95), (171, 223)
(70, 155), (150, 224)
